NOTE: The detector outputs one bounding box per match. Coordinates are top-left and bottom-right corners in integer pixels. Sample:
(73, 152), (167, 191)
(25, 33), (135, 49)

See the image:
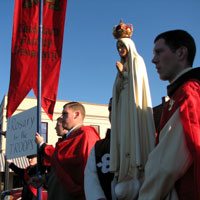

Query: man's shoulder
(168, 67), (200, 97)
(79, 126), (99, 134)
(79, 126), (100, 139)
(172, 79), (200, 112)
(180, 67), (200, 90)
(181, 79), (200, 96)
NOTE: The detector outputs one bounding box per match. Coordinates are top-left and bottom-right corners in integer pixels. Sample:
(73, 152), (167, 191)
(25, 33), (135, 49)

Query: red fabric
(43, 138), (64, 166)
(7, 0), (67, 119)
(175, 166), (195, 200)
(43, 144), (55, 166)
(24, 168), (37, 197)
(24, 168), (48, 199)
(158, 80), (200, 200)
(51, 126), (100, 199)
(179, 80), (200, 200)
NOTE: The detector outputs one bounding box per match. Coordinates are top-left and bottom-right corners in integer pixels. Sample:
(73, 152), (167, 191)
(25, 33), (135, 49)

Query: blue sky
(0, 0), (199, 108)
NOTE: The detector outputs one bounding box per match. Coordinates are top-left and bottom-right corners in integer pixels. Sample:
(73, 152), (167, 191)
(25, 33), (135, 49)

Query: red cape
(179, 81), (200, 200)
(49, 126), (100, 198)
(159, 79), (200, 200)
(42, 137), (64, 167)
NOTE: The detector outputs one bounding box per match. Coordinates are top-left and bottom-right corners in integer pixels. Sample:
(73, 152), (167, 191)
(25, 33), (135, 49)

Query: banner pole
(37, 0), (43, 199)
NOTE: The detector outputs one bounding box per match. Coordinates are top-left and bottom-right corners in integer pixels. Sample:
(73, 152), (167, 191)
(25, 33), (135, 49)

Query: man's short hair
(63, 102), (85, 119)
(154, 29), (196, 66)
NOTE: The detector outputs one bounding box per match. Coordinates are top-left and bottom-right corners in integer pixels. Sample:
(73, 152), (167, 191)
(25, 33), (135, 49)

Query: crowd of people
(7, 21), (200, 200)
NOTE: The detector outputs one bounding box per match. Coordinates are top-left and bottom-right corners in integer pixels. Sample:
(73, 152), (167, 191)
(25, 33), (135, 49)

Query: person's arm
(8, 162), (25, 178)
(35, 132), (55, 167)
(35, 132), (45, 146)
(116, 61), (128, 78)
(138, 109), (193, 200)
(84, 147), (106, 200)
(116, 61), (123, 74)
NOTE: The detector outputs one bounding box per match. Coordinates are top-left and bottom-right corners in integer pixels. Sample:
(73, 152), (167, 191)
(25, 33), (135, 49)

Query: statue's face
(117, 41), (128, 58)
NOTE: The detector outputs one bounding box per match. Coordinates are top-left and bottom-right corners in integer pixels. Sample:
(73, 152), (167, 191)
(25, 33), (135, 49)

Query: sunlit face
(152, 38), (181, 82)
(62, 107), (76, 130)
(55, 119), (66, 136)
(28, 157), (37, 166)
(117, 41), (128, 58)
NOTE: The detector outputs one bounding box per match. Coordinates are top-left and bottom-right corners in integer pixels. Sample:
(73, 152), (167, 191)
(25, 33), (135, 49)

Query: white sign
(6, 106), (37, 159)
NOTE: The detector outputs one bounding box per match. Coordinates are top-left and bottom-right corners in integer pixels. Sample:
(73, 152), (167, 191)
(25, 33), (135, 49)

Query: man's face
(62, 106), (76, 130)
(28, 157), (37, 166)
(152, 38), (180, 82)
(55, 120), (66, 136)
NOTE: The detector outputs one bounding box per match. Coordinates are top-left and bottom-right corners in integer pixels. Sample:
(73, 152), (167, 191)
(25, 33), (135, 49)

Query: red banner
(7, 0), (67, 119)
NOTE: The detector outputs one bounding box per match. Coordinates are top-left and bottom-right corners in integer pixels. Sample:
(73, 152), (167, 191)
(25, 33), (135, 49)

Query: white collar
(66, 124), (83, 138)
(171, 68), (192, 83)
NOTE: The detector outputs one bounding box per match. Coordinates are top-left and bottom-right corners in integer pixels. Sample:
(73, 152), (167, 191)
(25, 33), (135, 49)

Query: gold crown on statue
(113, 20), (133, 39)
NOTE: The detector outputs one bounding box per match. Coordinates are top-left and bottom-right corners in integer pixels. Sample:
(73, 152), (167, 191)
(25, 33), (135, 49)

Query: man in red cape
(138, 30), (200, 200)
(36, 102), (100, 200)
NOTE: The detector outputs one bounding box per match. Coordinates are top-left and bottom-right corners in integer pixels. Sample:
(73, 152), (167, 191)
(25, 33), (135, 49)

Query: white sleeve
(138, 109), (193, 200)
(84, 147), (106, 200)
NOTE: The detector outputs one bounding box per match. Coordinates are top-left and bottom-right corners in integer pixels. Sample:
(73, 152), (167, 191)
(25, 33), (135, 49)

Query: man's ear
(176, 46), (188, 60)
(74, 111), (80, 119)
